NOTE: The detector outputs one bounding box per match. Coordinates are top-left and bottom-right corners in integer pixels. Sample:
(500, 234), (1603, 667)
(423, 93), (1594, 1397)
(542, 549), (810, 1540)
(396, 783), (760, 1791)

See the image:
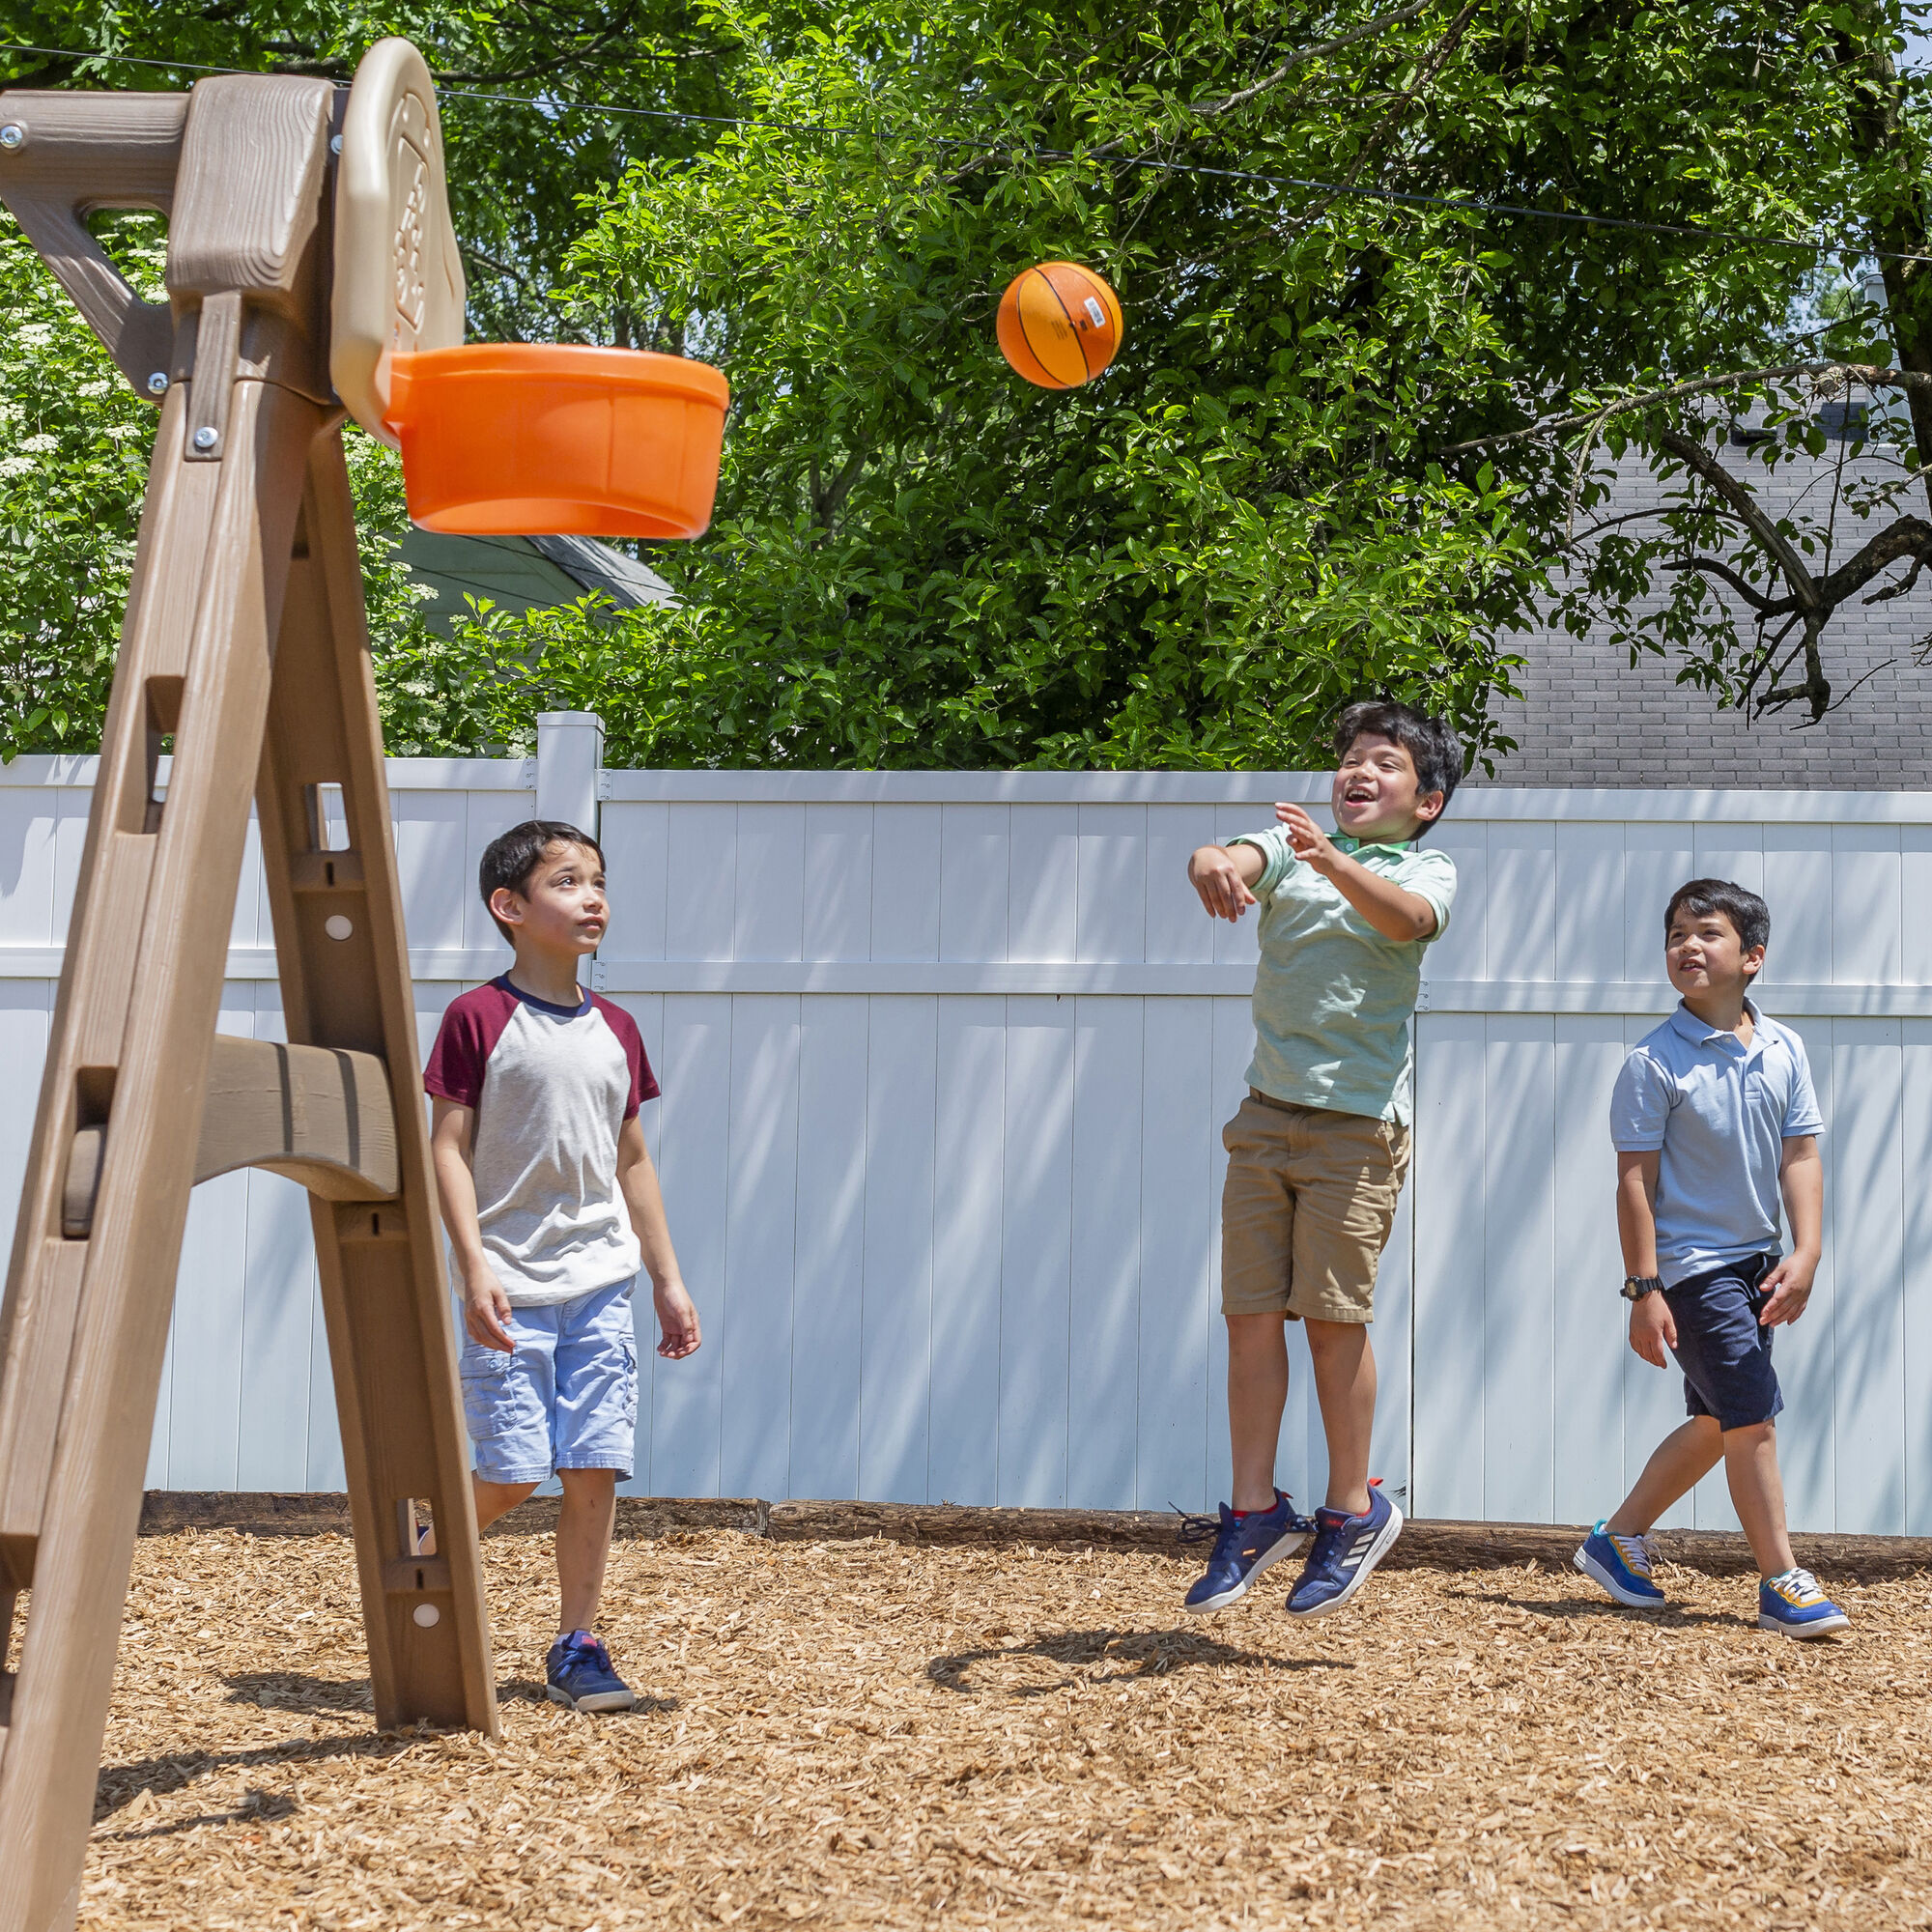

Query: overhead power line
(2, 38), (1928, 266)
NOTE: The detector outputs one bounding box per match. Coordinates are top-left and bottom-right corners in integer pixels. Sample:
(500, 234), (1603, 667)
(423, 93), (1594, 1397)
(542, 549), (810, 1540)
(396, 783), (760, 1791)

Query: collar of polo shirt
(1668, 995), (1764, 1053)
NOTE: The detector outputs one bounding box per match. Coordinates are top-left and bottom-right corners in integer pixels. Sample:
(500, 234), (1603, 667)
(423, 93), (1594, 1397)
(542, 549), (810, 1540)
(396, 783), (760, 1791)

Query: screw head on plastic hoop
(147, 372), (169, 396)
(192, 426), (219, 451)
(0, 125), (23, 150)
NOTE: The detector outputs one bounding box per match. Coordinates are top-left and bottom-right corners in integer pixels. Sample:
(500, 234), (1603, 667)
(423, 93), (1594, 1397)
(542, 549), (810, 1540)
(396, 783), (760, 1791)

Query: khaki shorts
(1220, 1092), (1410, 1323)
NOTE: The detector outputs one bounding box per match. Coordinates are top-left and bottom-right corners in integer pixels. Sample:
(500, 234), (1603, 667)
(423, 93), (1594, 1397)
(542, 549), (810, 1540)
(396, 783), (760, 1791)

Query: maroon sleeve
(423, 982), (517, 1108)
(593, 994), (660, 1118)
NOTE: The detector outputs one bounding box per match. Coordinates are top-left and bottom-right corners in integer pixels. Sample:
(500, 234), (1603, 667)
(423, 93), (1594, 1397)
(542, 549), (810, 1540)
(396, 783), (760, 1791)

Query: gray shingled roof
(397, 529), (674, 636)
(1477, 436), (1932, 789)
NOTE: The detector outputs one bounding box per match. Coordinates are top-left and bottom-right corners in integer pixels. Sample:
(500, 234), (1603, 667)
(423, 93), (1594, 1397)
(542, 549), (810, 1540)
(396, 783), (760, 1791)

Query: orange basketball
(997, 262), (1123, 389)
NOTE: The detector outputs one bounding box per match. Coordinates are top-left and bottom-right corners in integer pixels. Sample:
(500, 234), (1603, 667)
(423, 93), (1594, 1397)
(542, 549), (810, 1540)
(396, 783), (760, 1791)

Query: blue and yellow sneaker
(1285, 1485), (1404, 1619)
(1574, 1520), (1666, 1607)
(1758, 1568), (1850, 1640)
(545, 1631), (639, 1712)
(1179, 1491), (1314, 1614)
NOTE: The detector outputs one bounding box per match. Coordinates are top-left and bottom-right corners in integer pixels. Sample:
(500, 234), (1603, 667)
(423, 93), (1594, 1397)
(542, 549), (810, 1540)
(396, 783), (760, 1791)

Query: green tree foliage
(0, 217), (157, 753)
(0, 217), (430, 758)
(550, 1), (1536, 769)
(1416, 0), (1932, 719)
(5, 1), (1932, 764)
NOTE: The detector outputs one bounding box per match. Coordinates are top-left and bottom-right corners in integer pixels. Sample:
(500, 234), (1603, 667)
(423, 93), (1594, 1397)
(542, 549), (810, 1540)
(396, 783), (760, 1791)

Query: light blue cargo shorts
(458, 1278), (639, 1485)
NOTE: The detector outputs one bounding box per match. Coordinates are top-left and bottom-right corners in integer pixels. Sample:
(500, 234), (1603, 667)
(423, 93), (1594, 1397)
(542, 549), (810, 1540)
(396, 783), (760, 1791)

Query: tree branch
(811, 448), (868, 534)
(1271, 0), (1482, 240)
(1653, 427), (1819, 608)
(1437, 361), (1932, 459)
(1086, 0), (1437, 158)
(1663, 555), (1786, 614)
(1810, 512), (1932, 609)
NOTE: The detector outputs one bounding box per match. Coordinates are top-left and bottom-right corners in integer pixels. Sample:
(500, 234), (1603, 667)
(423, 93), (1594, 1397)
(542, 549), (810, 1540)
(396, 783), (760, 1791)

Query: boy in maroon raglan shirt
(424, 819), (699, 1713)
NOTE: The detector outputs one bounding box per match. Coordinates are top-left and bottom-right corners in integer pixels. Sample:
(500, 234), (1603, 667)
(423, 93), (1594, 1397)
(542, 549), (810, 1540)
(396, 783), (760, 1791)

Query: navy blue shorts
(1663, 1252), (1783, 1432)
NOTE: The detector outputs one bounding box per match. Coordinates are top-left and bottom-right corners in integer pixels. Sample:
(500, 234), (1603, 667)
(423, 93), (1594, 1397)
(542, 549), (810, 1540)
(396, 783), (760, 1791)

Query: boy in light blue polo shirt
(1574, 878), (1848, 1639)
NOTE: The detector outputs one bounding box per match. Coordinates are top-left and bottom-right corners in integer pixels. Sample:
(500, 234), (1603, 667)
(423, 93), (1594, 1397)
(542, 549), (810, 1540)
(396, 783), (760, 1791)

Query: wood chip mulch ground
(46, 1503), (1932, 1929)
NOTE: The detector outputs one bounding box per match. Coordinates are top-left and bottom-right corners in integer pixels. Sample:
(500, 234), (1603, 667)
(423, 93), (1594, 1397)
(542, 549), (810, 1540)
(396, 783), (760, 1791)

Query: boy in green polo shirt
(1181, 700), (1460, 1620)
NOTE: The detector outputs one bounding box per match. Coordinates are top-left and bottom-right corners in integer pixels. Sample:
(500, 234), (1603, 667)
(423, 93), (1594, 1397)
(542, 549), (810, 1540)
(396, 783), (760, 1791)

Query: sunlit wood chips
(57, 1519), (1932, 1928)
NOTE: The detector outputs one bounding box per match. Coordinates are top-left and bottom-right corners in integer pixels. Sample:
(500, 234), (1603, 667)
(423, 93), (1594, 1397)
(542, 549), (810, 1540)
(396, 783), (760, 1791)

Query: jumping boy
(425, 818), (701, 1711)
(1182, 700), (1461, 1619)
(1575, 879), (1848, 1638)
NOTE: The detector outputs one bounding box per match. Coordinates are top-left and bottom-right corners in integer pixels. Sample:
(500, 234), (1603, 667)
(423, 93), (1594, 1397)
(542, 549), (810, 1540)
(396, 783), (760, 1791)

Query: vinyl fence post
(534, 710), (605, 841)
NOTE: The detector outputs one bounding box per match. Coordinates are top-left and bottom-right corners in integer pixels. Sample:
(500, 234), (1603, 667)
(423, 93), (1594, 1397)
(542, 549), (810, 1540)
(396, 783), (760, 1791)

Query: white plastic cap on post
(534, 712), (605, 841)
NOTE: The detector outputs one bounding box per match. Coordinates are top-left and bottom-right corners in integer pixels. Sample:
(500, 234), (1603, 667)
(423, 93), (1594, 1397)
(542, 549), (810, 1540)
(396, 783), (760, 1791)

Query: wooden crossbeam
(61, 1037), (402, 1240)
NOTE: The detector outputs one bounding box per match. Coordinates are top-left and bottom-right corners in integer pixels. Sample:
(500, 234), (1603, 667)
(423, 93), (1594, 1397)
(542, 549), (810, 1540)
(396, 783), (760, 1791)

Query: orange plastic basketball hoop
(329, 42), (727, 539)
(384, 345), (730, 537)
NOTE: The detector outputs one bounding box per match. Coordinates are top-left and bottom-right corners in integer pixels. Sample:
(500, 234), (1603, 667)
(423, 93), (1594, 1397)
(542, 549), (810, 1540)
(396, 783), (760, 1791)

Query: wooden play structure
(0, 40), (724, 1932)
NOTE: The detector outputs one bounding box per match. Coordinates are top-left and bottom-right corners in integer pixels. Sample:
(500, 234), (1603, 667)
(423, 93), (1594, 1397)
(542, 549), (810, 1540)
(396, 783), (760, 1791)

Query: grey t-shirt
(424, 976), (657, 1306)
(1227, 827), (1458, 1126)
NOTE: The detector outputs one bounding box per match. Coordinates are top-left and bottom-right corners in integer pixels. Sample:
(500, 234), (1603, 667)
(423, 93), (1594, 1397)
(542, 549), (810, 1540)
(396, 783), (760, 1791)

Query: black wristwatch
(1621, 1274), (1664, 1303)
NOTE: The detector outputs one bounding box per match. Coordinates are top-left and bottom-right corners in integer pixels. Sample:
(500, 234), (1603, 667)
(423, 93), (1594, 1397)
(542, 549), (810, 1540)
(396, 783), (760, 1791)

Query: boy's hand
(1188, 846), (1257, 922)
(462, 1267), (517, 1351)
(1276, 803), (1341, 874)
(654, 1278), (702, 1359)
(1758, 1252), (1818, 1327)
(1628, 1291), (1677, 1369)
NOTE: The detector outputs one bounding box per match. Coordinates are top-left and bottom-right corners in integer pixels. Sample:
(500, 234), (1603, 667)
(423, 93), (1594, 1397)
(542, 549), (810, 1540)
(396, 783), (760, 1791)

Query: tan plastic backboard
(330, 38), (466, 447)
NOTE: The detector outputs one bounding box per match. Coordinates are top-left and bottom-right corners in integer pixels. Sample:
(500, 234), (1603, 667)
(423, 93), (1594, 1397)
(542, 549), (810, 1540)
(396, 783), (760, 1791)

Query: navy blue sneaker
(1285, 1486), (1404, 1619)
(545, 1632), (639, 1712)
(1758, 1569), (1850, 1640)
(1179, 1491), (1314, 1614)
(1574, 1520), (1666, 1607)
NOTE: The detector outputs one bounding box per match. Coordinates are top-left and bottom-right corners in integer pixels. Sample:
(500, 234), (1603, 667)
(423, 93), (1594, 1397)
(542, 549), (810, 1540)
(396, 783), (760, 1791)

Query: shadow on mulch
(223, 1670), (374, 1714)
(97, 1784), (298, 1841)
(1447, 1584), (1753, 1631)
(927, 1624), (1355, 1694)
(94, 1729), (421, 1822)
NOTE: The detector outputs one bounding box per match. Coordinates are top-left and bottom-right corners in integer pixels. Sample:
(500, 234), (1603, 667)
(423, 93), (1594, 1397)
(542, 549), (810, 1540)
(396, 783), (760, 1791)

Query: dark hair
(479, 819), (605, 944)
(1331, 700), (1463, 838)
(1663, 877), (1770, 953)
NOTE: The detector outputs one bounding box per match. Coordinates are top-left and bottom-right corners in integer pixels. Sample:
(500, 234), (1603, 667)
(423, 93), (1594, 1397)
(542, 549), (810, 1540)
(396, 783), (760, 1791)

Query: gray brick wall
(1475, 444), (1932, 789)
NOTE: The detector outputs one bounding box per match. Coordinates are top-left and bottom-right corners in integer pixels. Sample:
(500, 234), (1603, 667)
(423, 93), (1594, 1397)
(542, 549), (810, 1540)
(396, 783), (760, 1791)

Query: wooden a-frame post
(0, 52), (497, 1932)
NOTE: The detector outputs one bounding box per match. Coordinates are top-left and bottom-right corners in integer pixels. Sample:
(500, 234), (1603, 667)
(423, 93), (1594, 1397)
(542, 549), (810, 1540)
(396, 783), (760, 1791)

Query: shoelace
(1172, 1496), (1312, 1550)
(1769, 1566), (1827, 1605)
(1301, 1512), (1356, 1579)
(1608, 1529), (1658, 1577)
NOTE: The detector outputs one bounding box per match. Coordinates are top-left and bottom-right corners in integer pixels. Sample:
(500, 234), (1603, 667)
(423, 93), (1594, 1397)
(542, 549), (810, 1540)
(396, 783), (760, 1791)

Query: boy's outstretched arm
(1760, 1135), (1823, 1327)
(616, 1116), (700, 1359)
(1187, 839), (1265, 920)
(1275, 805), (1438, 941)
(1616, 1149), (1676, 1368)
(429, 1097), (517, 1351)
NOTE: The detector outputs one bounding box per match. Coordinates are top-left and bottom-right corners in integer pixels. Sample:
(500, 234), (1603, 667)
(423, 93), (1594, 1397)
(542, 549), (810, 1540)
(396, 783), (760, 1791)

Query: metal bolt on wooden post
(0, 42), (497, 1932)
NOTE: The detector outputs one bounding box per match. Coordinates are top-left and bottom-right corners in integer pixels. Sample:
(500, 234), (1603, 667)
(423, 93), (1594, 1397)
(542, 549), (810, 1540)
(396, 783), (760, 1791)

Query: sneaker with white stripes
(1285, 1485), (1404, 1619)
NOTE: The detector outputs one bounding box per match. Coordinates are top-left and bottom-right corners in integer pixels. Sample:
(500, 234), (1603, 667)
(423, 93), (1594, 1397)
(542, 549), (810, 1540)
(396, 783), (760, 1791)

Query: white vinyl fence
(1, 740), (1927, 1535)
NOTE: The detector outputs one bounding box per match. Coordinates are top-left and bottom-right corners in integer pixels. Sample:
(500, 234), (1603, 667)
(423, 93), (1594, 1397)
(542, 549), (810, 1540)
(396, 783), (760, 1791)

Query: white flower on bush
(0, 456), (37, 478)
(17, 434), (59, 454)
(14, 325), (53, 348)
(76, 381), (113, 399)
(102, 423), (141, 440)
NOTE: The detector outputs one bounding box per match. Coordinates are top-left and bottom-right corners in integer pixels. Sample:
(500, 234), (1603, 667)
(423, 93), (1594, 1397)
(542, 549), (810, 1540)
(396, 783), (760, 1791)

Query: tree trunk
(1834, 1), (1932, 501)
